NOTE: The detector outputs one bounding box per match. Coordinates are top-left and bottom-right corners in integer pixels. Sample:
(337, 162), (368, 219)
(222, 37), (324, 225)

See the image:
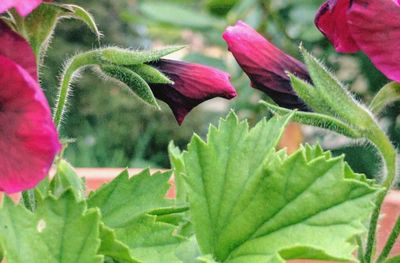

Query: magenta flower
(315, 0), (400, 82)
(0, 21), (60, 193)
(0, 0), (43, 16)
(223, 21), (310, 110)
(150, 59), (237, 124)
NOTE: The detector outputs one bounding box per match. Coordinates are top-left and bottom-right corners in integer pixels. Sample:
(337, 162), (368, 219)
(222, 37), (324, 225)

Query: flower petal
(347, 0), (400, 82)
(0, 55), (60, 193)
(315, 0), (359, 52)
(0, 0), (42, 16)
(0, 21), (37, 80)
(151, 59), (237, 124)
(223, 21), (309, 110)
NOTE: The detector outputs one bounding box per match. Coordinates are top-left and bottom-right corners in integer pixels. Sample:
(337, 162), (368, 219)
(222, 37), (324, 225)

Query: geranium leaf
(114, 215), (185, 263)
(98, 224), (140, 263)
(87, 169), (187, 262)
(87, 169), (173, 228)
(50, 159), (86, 201)
(181, 112), (380, 262)
(168, 141), (187, 204)
(0, 191), (102, 263)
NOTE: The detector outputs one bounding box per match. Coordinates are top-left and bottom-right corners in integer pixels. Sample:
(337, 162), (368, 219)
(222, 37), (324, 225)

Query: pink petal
(0, 0), (42, 16)
(347, 0), (400, 82)
(0, 55), (60, 193)
(223, 21), (309, 110)
(315, 0), (359, 52)
(151, 59), (237, 124)
(0, 21), (37, 81)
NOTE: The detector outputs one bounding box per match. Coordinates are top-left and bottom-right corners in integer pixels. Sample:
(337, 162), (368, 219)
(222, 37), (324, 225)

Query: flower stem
(376, 216), (400, 263)
(53, 50), (100, 129)
(364, 123), (397, 263)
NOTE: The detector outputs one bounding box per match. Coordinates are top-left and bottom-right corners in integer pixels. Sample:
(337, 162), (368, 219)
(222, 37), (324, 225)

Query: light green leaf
(0, 191), (102, 263)
(385, 255), (400, 263)
(87, 169), (173, 228)
(168, 141), (187, 204)
(175, 236), (202, 263)
(50, 159), (86, 201)
(114, 215), (185, 263)
(100, 65), (159, 108)
(369, 82), (400, 115)
(98, 224), (140, 263)
(87, 169), (186, 262)
(101, 46), (184, 65)
(181, 112), (380, 262)
(140, 2), (224, 30)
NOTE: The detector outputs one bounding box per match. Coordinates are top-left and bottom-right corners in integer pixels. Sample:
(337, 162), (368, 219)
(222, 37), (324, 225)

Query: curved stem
(53, 50), (100, 129)
(377, 216), (400, 263)
(364, 123), (397, 263)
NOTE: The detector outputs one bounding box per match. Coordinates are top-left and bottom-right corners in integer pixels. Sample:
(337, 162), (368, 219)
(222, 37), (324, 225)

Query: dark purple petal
(347, 0), (400, 82)
(0, 21), (38, 80)
(150, 59), (237, 124)
(0, 55), (60, 193)
(223, 21), (309, 110)
(315, 0), (360, 52)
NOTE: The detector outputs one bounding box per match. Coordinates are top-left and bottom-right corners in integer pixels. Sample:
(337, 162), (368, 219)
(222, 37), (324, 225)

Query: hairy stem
(53, 50), (100, 129)
(364, 123), (397, 263)
(376, 216), (400, 263)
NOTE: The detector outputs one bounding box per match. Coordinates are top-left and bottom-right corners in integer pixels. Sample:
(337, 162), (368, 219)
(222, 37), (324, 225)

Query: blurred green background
(41, 0), (399, 180)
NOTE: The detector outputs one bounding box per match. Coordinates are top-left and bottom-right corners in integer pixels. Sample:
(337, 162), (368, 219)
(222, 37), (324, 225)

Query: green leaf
(369, 82), (400, 115)
(300, 46), (372, 129)
(139, 2), (224, 30)
(260, 100), (362, 138)
(114, 215), (185, 263)
(0, 191), (102, 263)
(50, 159), (86, 201)
(100, 65), (159, 108)
(24, 3), (100, 61)
(87, 169), (173, 228)
(181, 112), (380, 262)
(128, 64), (173, 84)
(175, 236), (202, 263)
(87, 169), (186, 262)
(385, 255), (400, 263)
(98, 224), (139, 263)
(168, 141), (187, 204)
(101, 46), (184, 65)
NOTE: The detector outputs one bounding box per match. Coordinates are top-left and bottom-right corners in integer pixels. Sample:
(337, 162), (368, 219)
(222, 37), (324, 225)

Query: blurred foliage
(42, 0), (398, 177)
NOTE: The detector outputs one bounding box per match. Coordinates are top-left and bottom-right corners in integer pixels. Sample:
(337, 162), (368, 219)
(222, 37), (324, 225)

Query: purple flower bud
(150, 59), (237, 124)
(223, 21), (310, 110)
(315, 0), (400, 82)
